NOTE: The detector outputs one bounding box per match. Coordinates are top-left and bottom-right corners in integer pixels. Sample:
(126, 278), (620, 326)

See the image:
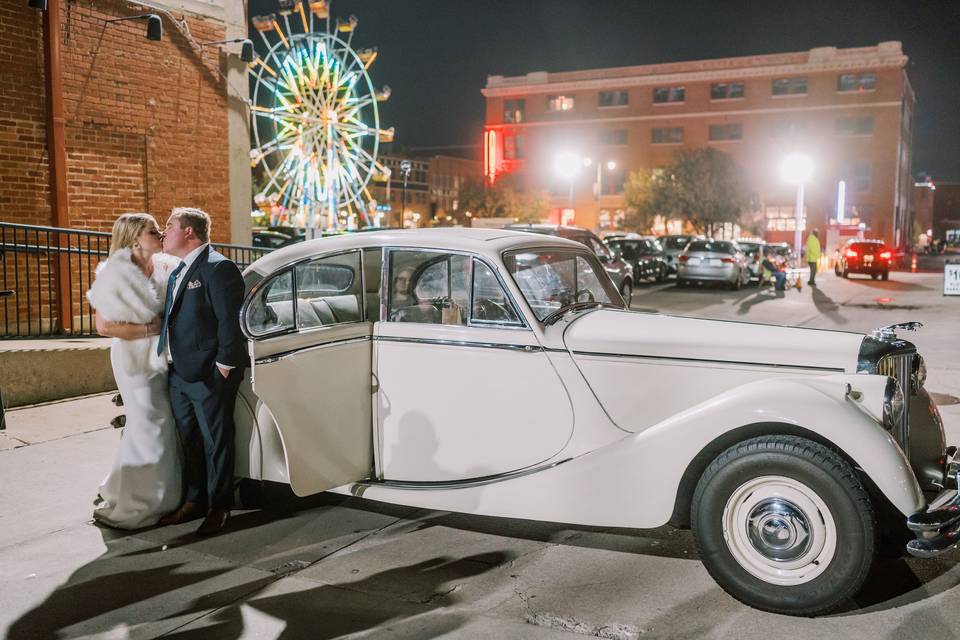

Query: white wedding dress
(86, 249), (182, 529)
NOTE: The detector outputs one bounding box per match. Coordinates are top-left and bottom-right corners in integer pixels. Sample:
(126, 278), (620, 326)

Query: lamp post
(584, 158), (617, 199)
(554, 151), (581, 211)
(400, 159), (412, 227)
(780, 153), (813, 267)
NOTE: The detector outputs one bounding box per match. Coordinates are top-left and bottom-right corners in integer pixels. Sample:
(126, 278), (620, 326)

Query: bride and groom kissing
(86, 207), (248, 536)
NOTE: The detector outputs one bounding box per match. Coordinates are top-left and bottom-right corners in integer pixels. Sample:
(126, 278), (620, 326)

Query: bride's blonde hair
(109, 213), (157, 256)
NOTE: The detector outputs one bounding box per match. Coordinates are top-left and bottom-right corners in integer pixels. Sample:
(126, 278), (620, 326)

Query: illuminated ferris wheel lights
(336, 15), (358, 33)
(378, 127), (395, 143)
(375, 85), (392, 101)
(309, 1), (329, 18)
(251, 14), (275, 32)
(357, 47), (377, 67)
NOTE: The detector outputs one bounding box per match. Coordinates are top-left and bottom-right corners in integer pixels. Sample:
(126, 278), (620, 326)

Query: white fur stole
(86, 249), (181, 376)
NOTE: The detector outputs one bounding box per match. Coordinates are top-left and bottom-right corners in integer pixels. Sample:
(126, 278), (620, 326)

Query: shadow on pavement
(811, 286), (848, 325)
(839, 276), (934, 292)
(737, 287), (786, 315)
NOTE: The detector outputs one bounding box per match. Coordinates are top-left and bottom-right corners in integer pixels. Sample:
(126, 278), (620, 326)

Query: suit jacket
(167, 246), (248, 382)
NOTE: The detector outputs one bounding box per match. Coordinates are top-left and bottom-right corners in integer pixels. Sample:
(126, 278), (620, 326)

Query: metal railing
(0, 222), (272, 338)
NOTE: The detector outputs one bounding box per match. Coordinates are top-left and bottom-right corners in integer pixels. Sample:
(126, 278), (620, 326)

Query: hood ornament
(872, 321), (923, 340)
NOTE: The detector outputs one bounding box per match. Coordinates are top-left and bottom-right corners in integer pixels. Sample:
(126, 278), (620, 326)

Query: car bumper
(906, 447), (960, 558)
(678, 263), (737, 282)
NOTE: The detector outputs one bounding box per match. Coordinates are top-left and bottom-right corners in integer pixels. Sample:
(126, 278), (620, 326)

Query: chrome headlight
(912, 354), (927, 393)
(882, 378), (905, 430)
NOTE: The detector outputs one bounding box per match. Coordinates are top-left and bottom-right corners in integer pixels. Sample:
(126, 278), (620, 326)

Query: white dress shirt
(166, 243), (233, 371)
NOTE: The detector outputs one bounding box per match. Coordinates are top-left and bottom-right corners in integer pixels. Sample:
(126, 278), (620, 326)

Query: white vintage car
(234, 228), (954, 616)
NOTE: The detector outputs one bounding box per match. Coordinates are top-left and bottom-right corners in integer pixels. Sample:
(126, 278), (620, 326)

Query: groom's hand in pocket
(216, 364), (231, 379)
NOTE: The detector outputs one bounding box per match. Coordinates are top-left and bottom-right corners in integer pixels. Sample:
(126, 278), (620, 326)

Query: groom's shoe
(196, 508), (230, 537)
(158, 501), (206, 526)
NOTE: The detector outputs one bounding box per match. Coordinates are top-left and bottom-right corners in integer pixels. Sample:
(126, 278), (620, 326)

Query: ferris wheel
(249, 0), (393, 230)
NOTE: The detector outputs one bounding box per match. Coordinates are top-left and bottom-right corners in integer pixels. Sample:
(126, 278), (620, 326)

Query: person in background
(806, 229), (821, 287)
(761, 254), (788, 291)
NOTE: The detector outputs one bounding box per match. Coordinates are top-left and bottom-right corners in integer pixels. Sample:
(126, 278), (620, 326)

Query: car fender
(343, 375), (924, 529)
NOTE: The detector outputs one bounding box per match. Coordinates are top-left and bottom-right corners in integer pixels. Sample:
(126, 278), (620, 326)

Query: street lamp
(584, 157), (618, 199)
(780, 153), (813, 267)
(554, 151), (581, 210)
(399, 159), (412, 227)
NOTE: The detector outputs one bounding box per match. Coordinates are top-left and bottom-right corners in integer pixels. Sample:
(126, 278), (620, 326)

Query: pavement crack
(420, 583), (461, 604)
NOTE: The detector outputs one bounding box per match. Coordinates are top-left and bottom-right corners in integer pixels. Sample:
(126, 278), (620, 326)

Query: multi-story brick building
(482, 42), (914, 249)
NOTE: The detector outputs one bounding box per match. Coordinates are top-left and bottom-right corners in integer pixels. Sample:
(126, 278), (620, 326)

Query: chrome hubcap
(747, 499), (812, 561)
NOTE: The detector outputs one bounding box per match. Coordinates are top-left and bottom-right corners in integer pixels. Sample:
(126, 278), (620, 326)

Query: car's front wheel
(691, 435), (875, 616)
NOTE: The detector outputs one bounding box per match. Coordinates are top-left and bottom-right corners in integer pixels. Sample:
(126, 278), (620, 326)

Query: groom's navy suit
(161, 244), (247, 510)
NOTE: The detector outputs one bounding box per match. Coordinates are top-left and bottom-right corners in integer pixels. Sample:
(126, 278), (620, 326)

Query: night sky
(247, 0), (960, 180)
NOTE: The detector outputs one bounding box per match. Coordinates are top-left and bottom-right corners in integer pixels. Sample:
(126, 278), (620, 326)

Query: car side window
(388, 250), (469, 325)
(589, 237), (612, 258)
(245, 270), (294, 337)
(294, 251), (363, 329)
(471, 259), (522, 326)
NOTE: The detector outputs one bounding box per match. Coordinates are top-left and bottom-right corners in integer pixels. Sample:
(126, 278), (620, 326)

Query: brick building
(482, 42), (914, 249)
(0, 0), (249, 334)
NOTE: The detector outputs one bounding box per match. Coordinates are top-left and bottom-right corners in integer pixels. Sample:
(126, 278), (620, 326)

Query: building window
(770, 120), (806, 137)
(653, 86), (685, 104)
(837, 73), (877, 92)
(772, 77), (807, 96)
(503, 134), (525, 160)
(836, 116), (874, 136)
(709, 123), (742, 141)
(651, 127), (683, 144)
(765, 205), (807, 231)
(598, 129), (628, 146)
(598, 90), (629, 107)
(547, 95), (575, 111)
(710, 82), (744, 100)
(504, 99), (525, 123)
(601, 169), (626, 195)
(851, 163), (871, 192)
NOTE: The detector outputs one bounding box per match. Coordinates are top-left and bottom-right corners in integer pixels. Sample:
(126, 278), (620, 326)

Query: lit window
(598, 129), (628, 146)
(547, 95), (575, 111)
(601, 168), (626, 195)
(599, 90), (629, 107)
(837, 73), (877, 92)
(709, 123), (742, 141)
(836, 116), (874, 136)
(653, 86), (685, 104)
(651, 127), (683, 144)
(504, 99), (525, 123)
(772, 77), (807, 96)
(503, 134), (525, 160)
(710, 82), (744, 100)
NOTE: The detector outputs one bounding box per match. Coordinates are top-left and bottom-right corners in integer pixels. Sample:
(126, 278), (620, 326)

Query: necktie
(157, 262), (186, 356)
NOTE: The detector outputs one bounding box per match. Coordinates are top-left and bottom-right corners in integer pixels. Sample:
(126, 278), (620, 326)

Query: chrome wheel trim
(722, 475), (836, 586)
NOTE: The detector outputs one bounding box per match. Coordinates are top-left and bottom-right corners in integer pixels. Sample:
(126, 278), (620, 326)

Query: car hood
(563, 309), (863, 372)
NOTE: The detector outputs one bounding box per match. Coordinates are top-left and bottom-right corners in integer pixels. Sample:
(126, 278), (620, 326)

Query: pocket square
(187, 279), (202, 290)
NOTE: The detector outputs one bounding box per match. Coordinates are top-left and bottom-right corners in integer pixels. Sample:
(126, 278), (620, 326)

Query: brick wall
(0, 0), (234, 335)
(0, 0), (232, 240)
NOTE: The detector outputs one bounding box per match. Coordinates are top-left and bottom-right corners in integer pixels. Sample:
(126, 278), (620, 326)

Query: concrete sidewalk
(0, 392), (119, 450)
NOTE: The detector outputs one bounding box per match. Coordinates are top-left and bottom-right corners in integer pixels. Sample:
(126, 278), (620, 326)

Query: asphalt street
(1, 270), (959, 640)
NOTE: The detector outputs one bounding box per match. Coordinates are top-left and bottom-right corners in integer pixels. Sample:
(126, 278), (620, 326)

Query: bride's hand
(147, 316), (163, 336)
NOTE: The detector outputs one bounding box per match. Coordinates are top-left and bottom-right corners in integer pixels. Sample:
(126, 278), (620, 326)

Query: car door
(243, 249), (374, 496)
(374, 249), (574, 482)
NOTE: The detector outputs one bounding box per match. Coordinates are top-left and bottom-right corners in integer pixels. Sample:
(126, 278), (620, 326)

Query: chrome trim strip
(376, 335), (542, 353)
(570, 349), (846, 372)
(367, 457), (573, 490)
(255, 335), (372, 365)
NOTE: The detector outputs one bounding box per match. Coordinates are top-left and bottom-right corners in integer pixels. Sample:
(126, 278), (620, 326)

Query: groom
(158, 207), (247, 536)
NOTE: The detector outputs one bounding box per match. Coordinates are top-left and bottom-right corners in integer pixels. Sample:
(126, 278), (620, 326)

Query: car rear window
(687, 241), (734, 254)
(662, 236), (692, 250)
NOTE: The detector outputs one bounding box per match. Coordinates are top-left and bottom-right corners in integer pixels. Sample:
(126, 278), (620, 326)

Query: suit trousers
(808, 261), (818, 285)
(169, 367), (243, 510)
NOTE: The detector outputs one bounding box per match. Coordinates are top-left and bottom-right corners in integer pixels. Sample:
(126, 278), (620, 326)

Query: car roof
(246, 227), (586, 276)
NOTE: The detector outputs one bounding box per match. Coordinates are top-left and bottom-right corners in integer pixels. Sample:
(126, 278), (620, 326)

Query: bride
(86, 213), (182, 529)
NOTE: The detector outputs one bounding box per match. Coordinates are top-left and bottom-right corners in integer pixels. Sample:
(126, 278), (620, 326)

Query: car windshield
(503, 248), (623, 322)
(608, 240), (647, 260)
(738, 242), (762, 256)
(662, 236), (693, 250)
(687, 240), (736, 254)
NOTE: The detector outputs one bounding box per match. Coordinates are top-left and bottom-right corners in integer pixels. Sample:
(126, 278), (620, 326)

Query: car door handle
(371, 372), (380, 393)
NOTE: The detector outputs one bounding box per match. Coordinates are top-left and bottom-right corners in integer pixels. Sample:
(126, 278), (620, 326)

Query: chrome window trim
(254, 335), (372, 365)
(377, 334), (542, 353)
(571, 349), (845, 372)
(381, 246), (531, 331)
(242, 248), (368, 341)
(468, 256), (527, 329)
(363, 457), (573, 491)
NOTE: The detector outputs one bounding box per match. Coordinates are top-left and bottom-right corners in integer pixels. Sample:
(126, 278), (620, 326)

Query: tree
(458, 175), (547, 224)
(623, 148), (754, 236)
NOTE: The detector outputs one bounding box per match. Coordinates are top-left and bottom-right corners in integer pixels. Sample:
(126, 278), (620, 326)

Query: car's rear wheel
(619, 280), (633, 307)
(656, 264), (668, 283)
(881, 270), (889, 281)
(692, 435), (875, 616)
(871, 273), (879, 280)
(730, 270), (743, 290)
(842, 267), (849, 278)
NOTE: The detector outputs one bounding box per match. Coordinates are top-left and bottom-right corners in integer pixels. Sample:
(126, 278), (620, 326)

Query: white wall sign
(945, 262), (960, 296)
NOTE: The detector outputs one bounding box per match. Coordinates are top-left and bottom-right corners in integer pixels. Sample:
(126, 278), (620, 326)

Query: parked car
(504, 224), (634, 305)
(236, 228), (952, 616)
(658, 234), (704, 274)
(836, 239), (892, 280)
(606, 236), (669, 282)
(736, 239), (766, 282)
(676, 239), (750, 289)
(252, 229), (300, 250)
(764, 242), (794, 263)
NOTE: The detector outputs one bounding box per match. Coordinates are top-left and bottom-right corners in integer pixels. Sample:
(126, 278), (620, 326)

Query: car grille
(877, 353), (913, 457)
